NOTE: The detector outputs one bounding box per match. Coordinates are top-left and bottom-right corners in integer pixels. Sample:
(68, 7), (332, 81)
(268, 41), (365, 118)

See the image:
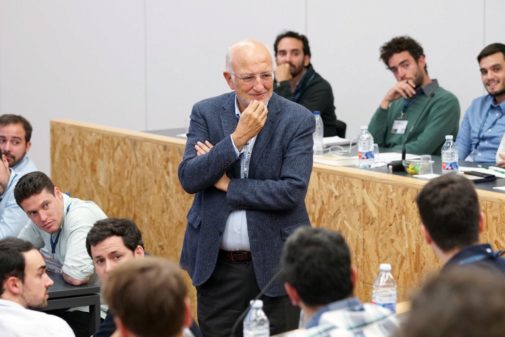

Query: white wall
(0, 0), (504, 174)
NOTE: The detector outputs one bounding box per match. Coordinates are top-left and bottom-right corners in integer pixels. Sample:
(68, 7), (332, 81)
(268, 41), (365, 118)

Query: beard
(488, 85), (505, 99)
(289, 62), (306, 78)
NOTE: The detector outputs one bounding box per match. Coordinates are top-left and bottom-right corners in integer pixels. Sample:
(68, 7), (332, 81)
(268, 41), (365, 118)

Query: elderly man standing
(178, 40), (314, 337)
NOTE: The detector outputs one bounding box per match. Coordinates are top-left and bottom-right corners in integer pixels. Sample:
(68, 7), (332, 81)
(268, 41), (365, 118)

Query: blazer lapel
(220, 94), (241, 178)
(248, 95), (281, 175)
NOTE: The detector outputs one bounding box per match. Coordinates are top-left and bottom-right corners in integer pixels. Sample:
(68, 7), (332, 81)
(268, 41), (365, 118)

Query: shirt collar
(419, 79), (439, 97)
(305, 297), (363, 328)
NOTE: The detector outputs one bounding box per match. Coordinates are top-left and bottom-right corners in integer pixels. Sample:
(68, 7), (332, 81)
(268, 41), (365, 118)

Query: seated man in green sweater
(368, 36), (460, 155)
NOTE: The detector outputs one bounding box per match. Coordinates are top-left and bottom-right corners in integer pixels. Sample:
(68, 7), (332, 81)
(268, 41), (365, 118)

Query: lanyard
(400, 95), (419, 119)
(49, 202), (72, 254)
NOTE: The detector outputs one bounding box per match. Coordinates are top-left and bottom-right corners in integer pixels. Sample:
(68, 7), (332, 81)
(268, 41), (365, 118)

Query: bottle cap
(250, 299), (263, 308)
(313, 111), (321, 115)
(445, 135), (453, 140)
(379, 263), (392, 271)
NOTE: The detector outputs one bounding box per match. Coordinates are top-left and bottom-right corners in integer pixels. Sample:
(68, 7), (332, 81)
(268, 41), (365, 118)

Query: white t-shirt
(0, 299), (75, 337)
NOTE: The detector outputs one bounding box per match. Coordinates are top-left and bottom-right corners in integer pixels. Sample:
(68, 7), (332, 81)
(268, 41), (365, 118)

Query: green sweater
(368, 80), (460, 155)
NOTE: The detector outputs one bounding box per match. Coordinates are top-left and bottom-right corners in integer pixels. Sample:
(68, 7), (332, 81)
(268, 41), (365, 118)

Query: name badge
(392, 120), (408, 134)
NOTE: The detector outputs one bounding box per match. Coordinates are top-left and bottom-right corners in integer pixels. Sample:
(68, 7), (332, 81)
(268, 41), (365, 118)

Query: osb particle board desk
(51, 120), (505, 304)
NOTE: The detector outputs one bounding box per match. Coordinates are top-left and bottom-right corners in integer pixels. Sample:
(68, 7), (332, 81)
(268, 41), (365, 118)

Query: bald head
(225, 40), (272, 72)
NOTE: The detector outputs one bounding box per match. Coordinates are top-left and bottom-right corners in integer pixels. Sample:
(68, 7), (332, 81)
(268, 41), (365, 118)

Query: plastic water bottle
(243, 300), (269, 337)
(313, 111), (324, 156)
(358, 126), (375, 168)
(441, 135), (459, 174)
(371, 263), (397, 313)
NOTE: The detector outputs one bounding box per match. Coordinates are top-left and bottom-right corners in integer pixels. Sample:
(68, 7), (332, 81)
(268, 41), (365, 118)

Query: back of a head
(0, 114), (33, 142)
(86, 217), (144, 257)
(102, 257), (187, 337)
(281, 227), (353, 306)
(14, 171), (54, 207)
(0, 238), (35, 296)
(394, 265), (505, 337)
(416, 174), (480, 252)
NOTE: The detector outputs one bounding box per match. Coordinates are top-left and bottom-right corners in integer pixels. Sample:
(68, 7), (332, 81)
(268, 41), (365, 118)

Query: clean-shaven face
(90, 235), (144, 283)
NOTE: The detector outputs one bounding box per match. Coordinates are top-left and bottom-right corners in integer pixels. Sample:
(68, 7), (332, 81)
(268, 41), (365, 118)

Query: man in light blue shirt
(457, 43), (505, 163)
(0, 154), (29, 238)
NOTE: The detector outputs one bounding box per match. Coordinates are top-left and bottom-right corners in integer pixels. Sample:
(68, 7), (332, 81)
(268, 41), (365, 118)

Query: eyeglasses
(231, 71), (274, 84)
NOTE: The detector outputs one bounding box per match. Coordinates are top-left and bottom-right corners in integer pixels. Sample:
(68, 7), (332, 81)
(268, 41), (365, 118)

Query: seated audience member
(102, 257), (193, 337)
(0, 114), (37, 176)
(273, 30), (345, 137)
(394, 266), (505, 337)
(368, 36), (460, 155)
(0, 153), (29, 238)
(15, 171), (107, 285)
(15, 171), (107, 337)
(457, 43), (505, 163)
(281, 227), (398, 335)
(0, 237), (75, 337)
(86, 217), (201, 337)
(416, 173), (505, 271)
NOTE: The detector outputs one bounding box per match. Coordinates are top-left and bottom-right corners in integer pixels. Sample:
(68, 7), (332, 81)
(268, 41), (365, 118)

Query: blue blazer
(178, 92), (314, 296)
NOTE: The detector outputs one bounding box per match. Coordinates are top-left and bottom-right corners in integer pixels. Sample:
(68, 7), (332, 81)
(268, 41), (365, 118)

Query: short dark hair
(281, 227), (353, 306)
(274, 30), (311, 57)
(14, 171), (55, 207)
(380, 36), (426, 70)
(0, 114), (33, 142)
(102, 257), (187, 337)
(0, 238), (35, 295)
(477, 43), (505, 62)
(394, 265), (505, 337)
(86, 218), (144, 257)
(416, 174), (480, 252)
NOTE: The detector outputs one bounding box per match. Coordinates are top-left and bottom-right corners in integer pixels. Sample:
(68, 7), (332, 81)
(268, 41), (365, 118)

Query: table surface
(48, 272), (100, 299)
(145, 128), (505, 193)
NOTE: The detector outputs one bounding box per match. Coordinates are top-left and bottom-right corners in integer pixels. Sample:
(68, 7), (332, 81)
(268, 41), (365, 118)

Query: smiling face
(20, 187), (64, 234)
(0, 123), (31, 168)
(90, 235), (144, 283)
(20, 249), (54, 309)
(480, 52), (505, 104)
(387, 51), (427, 87)
(224, 41), (274, 111)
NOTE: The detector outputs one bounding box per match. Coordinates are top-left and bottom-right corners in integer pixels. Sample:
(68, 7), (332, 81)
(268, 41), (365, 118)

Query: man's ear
(223, 72), (235, 91)
(284, 282), (300, 306)
(350, 266), (358, 288)
(4, 276), (23, 296)
(113, 317), (132, 337)
(134, 245), (145, 258)
(183, 298), (193, 328)
(478, 212), (485, 233)
(25, 141), (32, 152)
(303, 55), (310, 67)
(421, 225), (432, 244)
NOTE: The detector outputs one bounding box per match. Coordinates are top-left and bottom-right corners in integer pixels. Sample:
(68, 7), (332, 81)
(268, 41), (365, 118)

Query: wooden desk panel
(51, 120), (505, 307)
